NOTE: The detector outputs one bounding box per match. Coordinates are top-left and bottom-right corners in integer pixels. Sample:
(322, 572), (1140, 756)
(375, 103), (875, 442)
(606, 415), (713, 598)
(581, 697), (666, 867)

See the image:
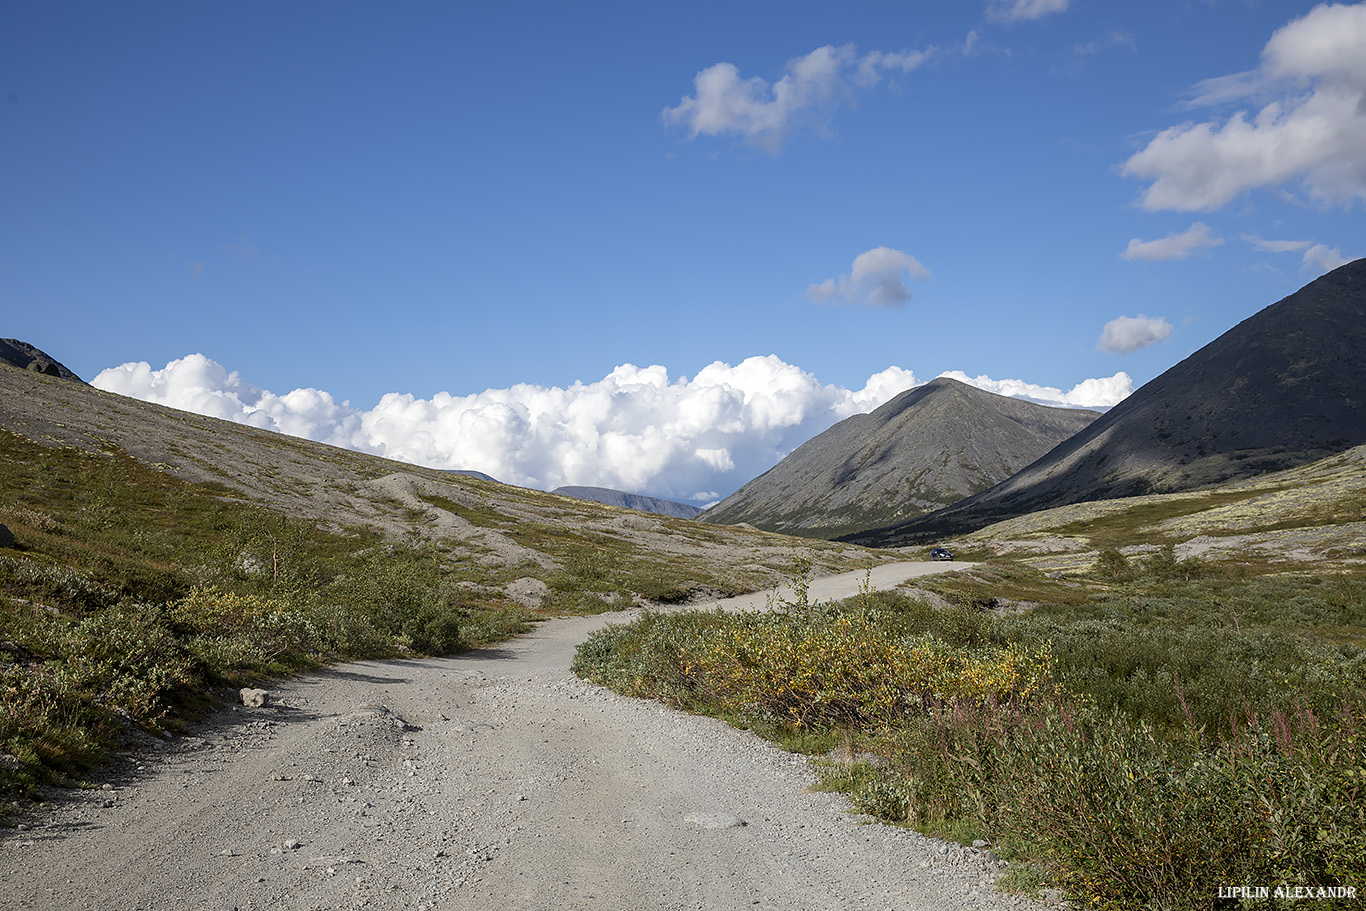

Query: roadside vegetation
(574, 555), (1366, 910)
(0, 395), (875, 814)
(2, 423), (819, 808)
(0, 429), (544, 807)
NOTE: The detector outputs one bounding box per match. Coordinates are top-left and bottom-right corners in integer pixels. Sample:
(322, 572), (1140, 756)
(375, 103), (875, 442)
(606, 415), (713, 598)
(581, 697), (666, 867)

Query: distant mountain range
(854, 258), (1366, 545)
(18, 261), (1360, 545)
(445, 469), (500, 483)
(701, 377), (1100, 538)
(552, 486), (703, 519)
(437, 477), (701, 519)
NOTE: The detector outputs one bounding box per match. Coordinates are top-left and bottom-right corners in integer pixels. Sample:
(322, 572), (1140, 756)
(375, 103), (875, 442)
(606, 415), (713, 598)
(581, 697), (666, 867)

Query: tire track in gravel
(0, 563), (1046, 911)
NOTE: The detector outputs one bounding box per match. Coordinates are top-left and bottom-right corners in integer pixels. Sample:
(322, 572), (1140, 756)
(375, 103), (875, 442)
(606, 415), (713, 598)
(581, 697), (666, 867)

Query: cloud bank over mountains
(935, 370), (1132, 409)
(93, 355), (1131, 503)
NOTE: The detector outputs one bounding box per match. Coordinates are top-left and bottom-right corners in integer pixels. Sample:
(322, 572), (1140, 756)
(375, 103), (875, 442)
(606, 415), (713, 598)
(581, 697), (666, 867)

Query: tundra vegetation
(574, 554), (1366, 910)
(0, 424), (852, 807)
(5, 363), (1365, 909)
(0, 429), (527, 800)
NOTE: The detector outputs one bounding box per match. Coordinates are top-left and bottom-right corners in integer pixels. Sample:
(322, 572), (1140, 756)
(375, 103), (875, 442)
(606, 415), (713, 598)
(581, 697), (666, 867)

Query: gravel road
(1, 563), (1046, 911)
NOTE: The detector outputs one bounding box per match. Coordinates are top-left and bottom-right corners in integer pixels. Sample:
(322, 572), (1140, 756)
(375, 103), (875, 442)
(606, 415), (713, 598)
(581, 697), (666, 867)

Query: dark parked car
(930, 547), (953, 561)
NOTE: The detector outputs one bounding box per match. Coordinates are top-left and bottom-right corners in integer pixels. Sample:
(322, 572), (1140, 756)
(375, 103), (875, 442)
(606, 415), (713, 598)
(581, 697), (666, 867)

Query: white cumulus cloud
(1121, 222), (1223, 262)
(853, 366), (922, 410)
(95, 355), (922, 502)
(1122, 3), (1366, 211)
(806, 246), (932, 308)
(937, 370), (1132, 409)
(1096, 315), (1174, 353)
(93, 355), (1132, 501)
(663, 43), (938, 152)
(93, 354), (363, 442)
(986, 0), (1070, 24)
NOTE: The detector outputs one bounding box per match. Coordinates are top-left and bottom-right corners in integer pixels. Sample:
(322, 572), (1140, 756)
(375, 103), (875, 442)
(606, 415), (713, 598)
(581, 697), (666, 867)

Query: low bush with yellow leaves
(674, 610), (1055, 729)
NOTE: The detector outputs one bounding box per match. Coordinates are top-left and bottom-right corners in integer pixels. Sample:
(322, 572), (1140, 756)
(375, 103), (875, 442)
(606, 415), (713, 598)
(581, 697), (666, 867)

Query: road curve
(701, 560), (979, 613)
(1, 562), (1041, 911)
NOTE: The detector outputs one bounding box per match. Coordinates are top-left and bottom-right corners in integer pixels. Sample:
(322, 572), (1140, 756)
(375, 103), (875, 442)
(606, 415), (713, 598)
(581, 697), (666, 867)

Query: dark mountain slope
(702, 377), (1100, 538)
(0, 339), (84, 382)
(855, 259), (1366, 545)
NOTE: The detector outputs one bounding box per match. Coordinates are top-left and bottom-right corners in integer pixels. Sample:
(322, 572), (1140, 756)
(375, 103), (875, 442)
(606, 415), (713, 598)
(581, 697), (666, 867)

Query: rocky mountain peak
(0, 339), (84, 383)
(703, 376), (1100, 538)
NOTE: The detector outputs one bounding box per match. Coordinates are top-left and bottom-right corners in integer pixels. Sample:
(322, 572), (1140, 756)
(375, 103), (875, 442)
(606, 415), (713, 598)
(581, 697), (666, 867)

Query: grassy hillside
(0, 364), (886, 807)
(954, 441), (1366, 574)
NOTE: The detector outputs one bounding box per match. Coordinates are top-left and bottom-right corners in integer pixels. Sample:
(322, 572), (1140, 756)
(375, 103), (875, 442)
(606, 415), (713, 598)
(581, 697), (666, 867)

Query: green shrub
(458, 604), (534, 648)
(981, 699), (1365, 908)
(304, 600), (387, 656)
(401, 605), (466, 655)
(54, 606), (198, 722)
(563, 546), (609, 585)
(172, 587), (329, 674)
(1140, 543), (1213, 583)
(0, 555), (121, 613)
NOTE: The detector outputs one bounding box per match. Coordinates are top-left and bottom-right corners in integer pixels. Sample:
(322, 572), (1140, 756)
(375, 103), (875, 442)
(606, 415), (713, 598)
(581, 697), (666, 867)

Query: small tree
(1094, 547), (1132, 582)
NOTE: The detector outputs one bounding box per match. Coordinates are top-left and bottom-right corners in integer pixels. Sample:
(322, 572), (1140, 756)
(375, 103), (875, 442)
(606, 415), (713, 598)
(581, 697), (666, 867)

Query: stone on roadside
(240, 688), (270, 708)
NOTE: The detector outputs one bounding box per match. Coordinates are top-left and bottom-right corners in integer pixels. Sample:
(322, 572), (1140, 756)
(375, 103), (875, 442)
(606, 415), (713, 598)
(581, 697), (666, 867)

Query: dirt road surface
(2, 563), (1044, 911)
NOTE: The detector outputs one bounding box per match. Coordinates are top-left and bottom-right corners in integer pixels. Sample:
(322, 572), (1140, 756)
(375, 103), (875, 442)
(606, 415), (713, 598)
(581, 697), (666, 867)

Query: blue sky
(3, 2), (1363, 501)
